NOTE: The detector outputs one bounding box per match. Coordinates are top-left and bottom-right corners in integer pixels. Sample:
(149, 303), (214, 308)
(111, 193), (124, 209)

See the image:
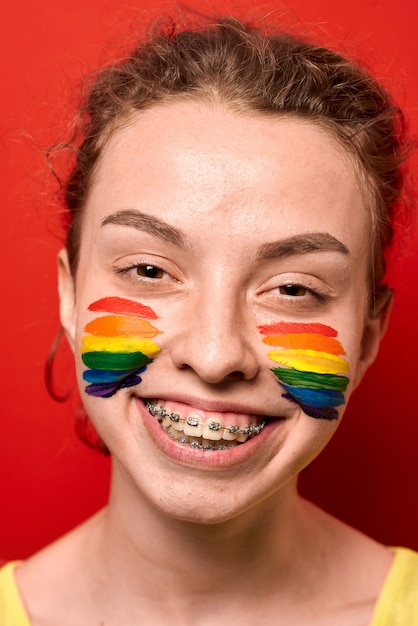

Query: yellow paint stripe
(82, 335), (160, 357)
(268, 349), (349, 374)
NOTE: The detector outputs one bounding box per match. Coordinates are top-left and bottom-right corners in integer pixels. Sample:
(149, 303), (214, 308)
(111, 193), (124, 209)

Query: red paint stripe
(88, 297), (158, 319)
(258, 322), (337, 337)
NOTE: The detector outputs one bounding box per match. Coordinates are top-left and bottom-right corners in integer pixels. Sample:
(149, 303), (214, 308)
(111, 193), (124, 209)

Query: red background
(1, 0), (417, 560)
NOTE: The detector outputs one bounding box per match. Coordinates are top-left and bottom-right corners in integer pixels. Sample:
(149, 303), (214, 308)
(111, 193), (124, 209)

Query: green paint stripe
(272, 367), (349, 391)
(82, 351), (152, 371)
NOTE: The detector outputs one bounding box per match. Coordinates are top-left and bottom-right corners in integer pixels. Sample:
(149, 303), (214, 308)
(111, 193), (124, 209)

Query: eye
(114, 257), (181, 294)
(134, 265), (164, 279)
(279, 284), (307, 297)
(259, 274), (331, 312)
(115, 262), (168, 282)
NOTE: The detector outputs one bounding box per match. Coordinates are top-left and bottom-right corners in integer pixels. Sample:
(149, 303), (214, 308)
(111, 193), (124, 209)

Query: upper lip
(136, 392), (282, 419)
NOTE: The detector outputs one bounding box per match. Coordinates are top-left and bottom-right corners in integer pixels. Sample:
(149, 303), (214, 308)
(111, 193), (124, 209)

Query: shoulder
(10, 514), (104, 625)
(371, 547), (418, 626)
(0, 561), (31, 626)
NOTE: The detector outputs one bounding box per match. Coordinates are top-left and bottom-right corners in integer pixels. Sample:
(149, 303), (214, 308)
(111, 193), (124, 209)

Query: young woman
(1, 16), (416, 626)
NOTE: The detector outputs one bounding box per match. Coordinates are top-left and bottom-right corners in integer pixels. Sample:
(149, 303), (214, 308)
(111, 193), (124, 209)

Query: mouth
(145, 399), (270, 451)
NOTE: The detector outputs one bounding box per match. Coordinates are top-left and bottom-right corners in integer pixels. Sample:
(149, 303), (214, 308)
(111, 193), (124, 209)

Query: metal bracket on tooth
(146, 400), (266, 436)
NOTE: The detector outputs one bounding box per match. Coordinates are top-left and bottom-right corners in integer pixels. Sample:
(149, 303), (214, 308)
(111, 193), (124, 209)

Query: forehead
(86, 101), (369, 247)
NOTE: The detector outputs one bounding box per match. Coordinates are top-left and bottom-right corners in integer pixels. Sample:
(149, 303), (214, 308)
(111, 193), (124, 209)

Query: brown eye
(135, 265), (164, 279)
(279, 284), (307, 297)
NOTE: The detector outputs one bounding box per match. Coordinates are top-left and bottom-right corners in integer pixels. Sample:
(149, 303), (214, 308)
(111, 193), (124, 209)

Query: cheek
(80, 297), (163, 398)
(258, 321), (350, 421)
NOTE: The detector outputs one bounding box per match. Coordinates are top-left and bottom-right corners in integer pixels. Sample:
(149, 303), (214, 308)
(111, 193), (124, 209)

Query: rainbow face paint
(259, 322), (350, 420)
(81, 297), (162, 398)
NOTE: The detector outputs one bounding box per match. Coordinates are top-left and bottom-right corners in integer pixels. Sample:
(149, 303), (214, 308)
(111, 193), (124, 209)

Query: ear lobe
(57, 248), (76, 352)
(352, 294), (393, 390)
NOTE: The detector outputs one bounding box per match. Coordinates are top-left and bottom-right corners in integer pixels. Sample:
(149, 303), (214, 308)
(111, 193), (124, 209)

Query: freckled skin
(60, 101), (382, 524)
(25, 98), (394, 626)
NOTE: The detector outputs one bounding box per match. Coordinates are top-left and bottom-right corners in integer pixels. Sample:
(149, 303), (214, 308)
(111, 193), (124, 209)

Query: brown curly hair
(63, 17), (409, 309)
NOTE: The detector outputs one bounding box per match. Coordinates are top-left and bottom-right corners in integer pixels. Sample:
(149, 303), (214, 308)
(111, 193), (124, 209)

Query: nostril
(170, 308), (260, 383)
(178, 364), (247, 384)
(224, 370), (250, 382)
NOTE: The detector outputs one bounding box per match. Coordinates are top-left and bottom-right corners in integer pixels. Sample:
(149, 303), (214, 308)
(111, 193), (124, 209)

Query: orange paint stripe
(263, 333), (345, 355)
(85, 315), (162, 338)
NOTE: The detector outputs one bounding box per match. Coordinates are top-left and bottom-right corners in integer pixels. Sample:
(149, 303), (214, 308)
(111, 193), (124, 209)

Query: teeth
(222, 427), (238, 441)
(183, 415), (203, 437)
(202, 420), (223, 441)
(147, 401), (158, 416)
(170, 419), (184, 432)
(145, 400), (267, 451)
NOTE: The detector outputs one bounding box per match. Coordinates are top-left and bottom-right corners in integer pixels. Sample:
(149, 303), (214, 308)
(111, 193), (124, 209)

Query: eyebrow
(102, 210), (349, 259)
(101, 210), (188, 248)
(257, 233), (350, 259)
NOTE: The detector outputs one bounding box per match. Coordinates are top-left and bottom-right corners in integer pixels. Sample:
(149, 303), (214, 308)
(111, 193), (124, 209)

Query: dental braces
(163, 427), (239, 451)
(145, 400), (266, 436)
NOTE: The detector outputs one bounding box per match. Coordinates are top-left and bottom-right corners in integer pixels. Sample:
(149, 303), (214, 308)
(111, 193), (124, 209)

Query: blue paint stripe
(280, 383), (345, 408)
(83, 366), (146, 384)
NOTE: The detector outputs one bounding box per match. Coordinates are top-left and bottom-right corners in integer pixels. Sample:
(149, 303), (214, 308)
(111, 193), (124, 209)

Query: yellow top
(0, 561), (29, 626)
(0, 548), (417, 625)
(370, 547), (418, 625)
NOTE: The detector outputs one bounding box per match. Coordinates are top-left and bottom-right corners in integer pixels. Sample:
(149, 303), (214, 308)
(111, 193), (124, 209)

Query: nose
(170, 287), (259, 384)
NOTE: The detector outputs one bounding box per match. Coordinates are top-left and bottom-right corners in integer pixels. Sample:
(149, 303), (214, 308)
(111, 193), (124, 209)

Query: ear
(57, 248), (76, 353)
(352, 293), (393, 390)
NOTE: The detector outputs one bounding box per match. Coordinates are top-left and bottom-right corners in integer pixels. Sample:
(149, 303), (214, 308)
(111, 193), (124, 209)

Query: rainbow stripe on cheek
(259, 322), (350, 421)
(81, 297), (162, 398)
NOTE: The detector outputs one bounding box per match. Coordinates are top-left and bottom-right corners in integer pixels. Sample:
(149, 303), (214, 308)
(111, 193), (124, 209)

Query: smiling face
(59, 101), (387, 523)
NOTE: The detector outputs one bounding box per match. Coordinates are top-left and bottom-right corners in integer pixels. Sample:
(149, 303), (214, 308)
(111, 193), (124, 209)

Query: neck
(90, 460), (310, 600)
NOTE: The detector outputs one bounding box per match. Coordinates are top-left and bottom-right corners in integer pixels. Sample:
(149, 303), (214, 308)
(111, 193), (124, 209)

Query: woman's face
(59, 102), (386, 523)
